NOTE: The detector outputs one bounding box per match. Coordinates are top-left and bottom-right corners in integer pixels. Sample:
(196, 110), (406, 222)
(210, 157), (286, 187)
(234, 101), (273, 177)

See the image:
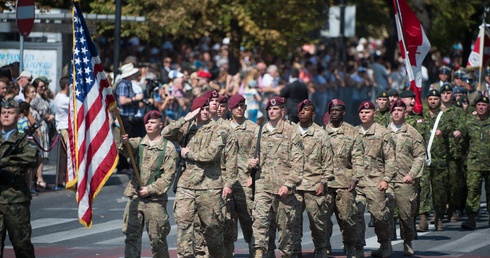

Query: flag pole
(478, 22), (485, 92)
(112, 108), (143, 188)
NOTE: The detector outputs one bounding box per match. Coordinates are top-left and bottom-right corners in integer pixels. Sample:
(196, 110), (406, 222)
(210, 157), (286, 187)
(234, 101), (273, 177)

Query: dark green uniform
(0, 130), (39, 258)
(374, 109), (391, 128)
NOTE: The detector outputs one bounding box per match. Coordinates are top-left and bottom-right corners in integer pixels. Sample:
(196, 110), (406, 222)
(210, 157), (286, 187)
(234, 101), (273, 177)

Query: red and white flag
(393, 0), (431, 115)
(467, 24), (490, 69)
(67, 0), (118, 228)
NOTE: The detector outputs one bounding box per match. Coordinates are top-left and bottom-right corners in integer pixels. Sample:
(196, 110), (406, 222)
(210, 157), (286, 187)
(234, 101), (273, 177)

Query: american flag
(67, 0), (119, 228)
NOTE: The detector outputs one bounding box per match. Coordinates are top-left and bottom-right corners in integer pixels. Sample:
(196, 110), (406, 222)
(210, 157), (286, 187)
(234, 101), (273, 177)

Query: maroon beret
(191, 96), (209, 112)
(228, 94), (245, 109)
(390, 99), (407, 113)
(328, 99), (345, 112)
(297, 99), (314, 113)
(218, 95), (228, 104)
(143, 110), (162, 124)
(266, 96), (285, 110)
(358, 100), (375, 113)
(202, 90), (219, 100)
(197, 70), (212, 78)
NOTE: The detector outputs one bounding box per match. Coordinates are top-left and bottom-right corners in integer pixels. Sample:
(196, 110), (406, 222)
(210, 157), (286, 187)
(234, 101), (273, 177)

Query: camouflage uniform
(120, 135), (178, 258)
(252, 119), (303, 257)
(374, 109), (391, 128)
(293, 123), (330, 257)
(162, 117), (237, 258)
(352, 122), (396, 252)
(323, 122), (358, 255)
(462, 115), (490, 215)
(386, 122), (425, 242)
(405, 112), (423, 128)
(227, 118), (260, 254)
(415, 109), (451, 226)
(0, 129), (39, 258)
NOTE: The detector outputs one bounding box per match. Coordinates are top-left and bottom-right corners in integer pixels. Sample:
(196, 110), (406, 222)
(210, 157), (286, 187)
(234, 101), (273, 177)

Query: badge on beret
(212, 91), (218, 97)
(383, 92), (387, 97)
(484, 97), (488, 102)
(364, 102), (370, 109)
(270, 99), (276, 106)
(432, 90), (436, 95)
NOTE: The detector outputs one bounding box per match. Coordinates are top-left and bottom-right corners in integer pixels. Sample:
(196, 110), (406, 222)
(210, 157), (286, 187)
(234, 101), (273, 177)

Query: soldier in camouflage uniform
(0, 98), (38, 258)
(386, 100), (426, 256)
(439, 84), (466, 222)
(120, 110), (178, 258)
(415, 90), (451, 232)
(323, 99), (358, 258)
(292, 100), (330, 257)
(400, 90), (423, 128)
(162, 96), (237, 258)
(374, 90), (391, 127)
(460, 96), (490, 230)
(249, 96), (303, 258)
(352, 100), (396, 258)
(461, 75), (481, 108)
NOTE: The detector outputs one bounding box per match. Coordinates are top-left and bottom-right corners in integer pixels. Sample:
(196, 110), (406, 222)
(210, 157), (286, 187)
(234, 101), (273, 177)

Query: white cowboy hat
(120, 63), (139, 78)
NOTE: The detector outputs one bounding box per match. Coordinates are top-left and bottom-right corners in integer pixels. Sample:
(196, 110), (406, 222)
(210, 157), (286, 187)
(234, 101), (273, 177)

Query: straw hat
(120, 63), (139, 78)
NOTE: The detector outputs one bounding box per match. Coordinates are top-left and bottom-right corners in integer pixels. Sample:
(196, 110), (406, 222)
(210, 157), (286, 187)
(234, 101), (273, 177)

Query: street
(4, 172), (490, 258)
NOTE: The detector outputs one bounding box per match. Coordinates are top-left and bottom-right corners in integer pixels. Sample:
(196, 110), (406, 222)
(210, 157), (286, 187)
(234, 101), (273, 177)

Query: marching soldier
(386, 100), (426, 256)
(374, 90), (391, 127)
(120, 110), (179, 258)
(352, 100), (396, 258)
(0, 98), (39, 258)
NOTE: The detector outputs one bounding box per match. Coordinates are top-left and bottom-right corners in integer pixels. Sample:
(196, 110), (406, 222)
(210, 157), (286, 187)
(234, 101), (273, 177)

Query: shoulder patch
(416, 119), (424, 123)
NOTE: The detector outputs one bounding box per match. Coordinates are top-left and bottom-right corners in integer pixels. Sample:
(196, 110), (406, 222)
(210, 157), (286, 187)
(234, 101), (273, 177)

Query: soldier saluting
(0, 98), (39, 258)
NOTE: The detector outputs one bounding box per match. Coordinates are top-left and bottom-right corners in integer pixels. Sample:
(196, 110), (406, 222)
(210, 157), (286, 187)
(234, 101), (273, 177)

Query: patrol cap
(440, 83), (453, 93)
(218, 95), (228, 104)
(266, 96), (285, 110)
(390, 99), (407, 113)
(143, 110), (162, 124)
(358, 100), (375, 113)
(387, 89), (399, 97)
(1, 98), (19, 109)
(439, 65), (452, 75)
(202, 90), (219, 100)
(454, 69), (466, 79)
(228, 94), (245, 109)
(191, 96), (209, 111)
(297, 99), (314, 113)
(376, 90), (388, 99)
(328, 99), (345, 112)
(476, 95), (490, 104)
(462, 74), (474, 85)
(399, 90), (415, 98)
(427, 89), (441, 98)
(453, 86), (465, 94)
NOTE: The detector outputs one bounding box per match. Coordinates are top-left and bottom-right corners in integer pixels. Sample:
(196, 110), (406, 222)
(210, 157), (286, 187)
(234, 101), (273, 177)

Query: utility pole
(113, 0), (122, 76)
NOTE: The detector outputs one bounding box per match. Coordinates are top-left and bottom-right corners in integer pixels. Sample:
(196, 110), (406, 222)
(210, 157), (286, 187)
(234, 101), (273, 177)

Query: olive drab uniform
(386, 122), (426, 244)
(0, 130), (39, 258)
(252, 119), (304, 256)
(162, 117), (237, 258)
(293, 123), (330, 257)
(415, 108), (452, 230)
(323, 122), (358, 256)
(352, 122), (396, 256)
(120, 135), (178, 258)
(374, 109), (391, 128)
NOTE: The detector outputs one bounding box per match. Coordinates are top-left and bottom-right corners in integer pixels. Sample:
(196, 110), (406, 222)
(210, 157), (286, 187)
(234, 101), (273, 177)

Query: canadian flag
(466, 24), (490, 69)
(393, 0), (431, 115)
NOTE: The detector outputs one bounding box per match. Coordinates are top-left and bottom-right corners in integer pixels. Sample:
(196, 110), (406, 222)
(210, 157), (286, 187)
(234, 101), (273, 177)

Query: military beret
(328, 98), (345, 112)
(387, 89), (399, 97)
(218, 95), (228, 104)
(297, 99), (314, 113)
(358, 100), (375, 113)
(1, 98), (18, 109)
(399, 90), (415, 98)
(191, 96), (209, 111)
(202, 90), (219, 100)
(266, 96), (285, 110)
(197, 70), (212, 78)
(476, 95), (490, 104)
(462, 75), (474, 85)
(427, 89), (441, 98)
(228, 94), (245, 109)
(439, 65), (452, 75)
(376, 90), (389, 99)
(454, 69), (466, 79)
(453, 86), (465, 94)
(143, 110), (162, 124)
(390, 99), (407, 113)
(440, 83), (453, 93)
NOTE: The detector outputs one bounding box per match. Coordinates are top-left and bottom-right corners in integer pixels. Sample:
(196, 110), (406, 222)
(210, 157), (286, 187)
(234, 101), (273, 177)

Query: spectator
(53, 76), (70, 188)
(0, 77), (8, 104)
(14, 71), (32, 103)
(371, 55), (390, 92)
(280, 68), (308, 123)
